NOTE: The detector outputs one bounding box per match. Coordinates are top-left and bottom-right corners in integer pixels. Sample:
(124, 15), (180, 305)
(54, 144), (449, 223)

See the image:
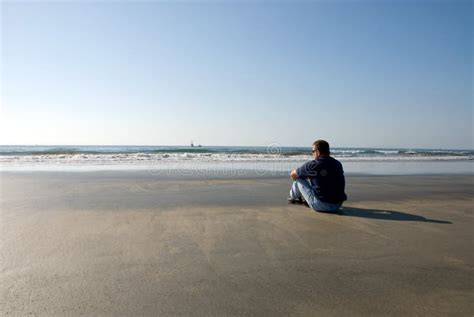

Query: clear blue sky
(1, 0), (472, 149)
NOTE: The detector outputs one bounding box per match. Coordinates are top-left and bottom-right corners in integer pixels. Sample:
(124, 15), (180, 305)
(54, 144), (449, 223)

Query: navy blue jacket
(296, 156), (347, 204)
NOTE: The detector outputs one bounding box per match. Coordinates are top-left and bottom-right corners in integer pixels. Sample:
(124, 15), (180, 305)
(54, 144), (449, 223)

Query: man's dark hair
(313, 140), (330, 155)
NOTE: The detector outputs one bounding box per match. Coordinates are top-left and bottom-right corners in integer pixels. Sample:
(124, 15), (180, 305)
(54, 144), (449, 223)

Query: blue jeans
(289, 178), (342, 213)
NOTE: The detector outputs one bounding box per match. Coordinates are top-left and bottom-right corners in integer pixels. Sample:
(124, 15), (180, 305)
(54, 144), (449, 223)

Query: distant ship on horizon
(190, 140), (202, 147)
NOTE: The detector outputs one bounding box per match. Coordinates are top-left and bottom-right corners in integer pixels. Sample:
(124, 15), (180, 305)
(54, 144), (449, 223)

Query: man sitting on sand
(288, 140), (347, 213)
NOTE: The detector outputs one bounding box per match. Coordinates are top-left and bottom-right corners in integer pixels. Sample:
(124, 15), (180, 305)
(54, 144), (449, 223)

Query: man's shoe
(288, 197), (310, 208)
(287, 197), (303, 204)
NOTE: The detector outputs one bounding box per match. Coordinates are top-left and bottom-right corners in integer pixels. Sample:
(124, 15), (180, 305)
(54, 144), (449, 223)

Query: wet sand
(1, 172), (473, 316)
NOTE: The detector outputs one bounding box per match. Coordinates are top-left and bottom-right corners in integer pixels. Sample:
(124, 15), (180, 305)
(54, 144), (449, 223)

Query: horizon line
(0, 144), (472, 151)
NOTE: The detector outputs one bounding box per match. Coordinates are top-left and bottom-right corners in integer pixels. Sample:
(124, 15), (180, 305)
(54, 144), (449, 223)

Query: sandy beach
(1, 171), (473, 316)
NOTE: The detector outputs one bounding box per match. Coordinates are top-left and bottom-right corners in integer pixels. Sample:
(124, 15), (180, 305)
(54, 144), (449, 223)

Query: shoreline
(1, 159), (474, 177)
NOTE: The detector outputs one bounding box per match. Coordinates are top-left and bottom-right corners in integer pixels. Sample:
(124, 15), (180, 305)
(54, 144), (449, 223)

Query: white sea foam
(0, 152), (472, 167)
(1, 145), (472, 174)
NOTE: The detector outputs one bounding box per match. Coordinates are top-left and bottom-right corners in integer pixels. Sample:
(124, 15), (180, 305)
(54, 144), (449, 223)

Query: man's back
(296, 156), (347, 204)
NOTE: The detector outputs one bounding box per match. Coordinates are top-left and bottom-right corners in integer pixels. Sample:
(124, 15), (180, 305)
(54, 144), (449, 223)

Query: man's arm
(290, 169), (298, 180)
(293, 160), (317, 180)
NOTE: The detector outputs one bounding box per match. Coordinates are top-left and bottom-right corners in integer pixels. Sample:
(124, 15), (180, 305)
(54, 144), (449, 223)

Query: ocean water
(0, 145), (473, 174)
